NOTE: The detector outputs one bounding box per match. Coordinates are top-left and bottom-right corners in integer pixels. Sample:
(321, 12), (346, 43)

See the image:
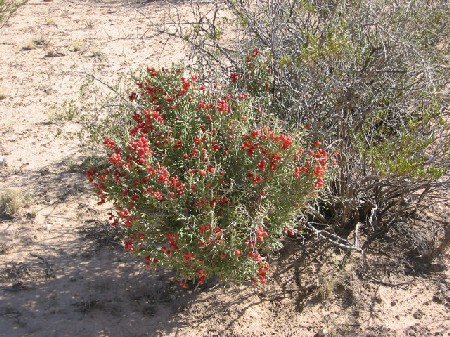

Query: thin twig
(306, 222), (364, 254)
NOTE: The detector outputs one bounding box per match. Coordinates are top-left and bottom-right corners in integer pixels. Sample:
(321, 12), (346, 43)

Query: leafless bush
(153, 0), (450, 250)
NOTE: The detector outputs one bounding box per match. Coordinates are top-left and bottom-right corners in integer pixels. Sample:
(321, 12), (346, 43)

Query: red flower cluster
(87, 64), (328, 287)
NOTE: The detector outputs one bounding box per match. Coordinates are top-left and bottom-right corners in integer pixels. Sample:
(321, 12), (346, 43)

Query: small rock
(391, 300), (397, 306)
(413, 309), (424, 319)
(432, 294), (443, 304)
(142, 305), (156, 316)
(11, 282), (25, 291)
(45, 50), (65, 57)
(0, 156), (7, 166)
(315, 328), (328, 337)
(69, 276), (77, 282)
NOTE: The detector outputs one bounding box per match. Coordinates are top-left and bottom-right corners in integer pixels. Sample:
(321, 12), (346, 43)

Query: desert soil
(0, 0), (449, 336)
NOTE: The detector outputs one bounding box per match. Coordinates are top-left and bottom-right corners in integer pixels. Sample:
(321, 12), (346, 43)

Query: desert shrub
(0, 188), (23, 216)
(86, 62), (329, 285)
(0, 0), (26, 26)
(176, 0), (450, 246)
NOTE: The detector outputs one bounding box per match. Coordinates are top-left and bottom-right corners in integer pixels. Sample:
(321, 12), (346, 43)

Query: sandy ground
(0, 1), (449, 336)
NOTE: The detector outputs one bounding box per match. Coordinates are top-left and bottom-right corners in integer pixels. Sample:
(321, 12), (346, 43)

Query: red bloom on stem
(258, 264), (269, 283)
(103, 138), (116, 149)
(211, 141), (221, 152)
(279, 135), (293, 150)
(124, 240), (134, 251)
(197, 268), (207, 284)
(230, 72), (239, 83)
(257, 159), (267, 171)
(256, 226), (268, 242)
(145, 256), (158, 266)
(216, 99), (229, 113)
(213, 227), (223, 237)
(314, 165), (324, 177)
(191, 148), (199, 157)
(199, 224), (211, 234)
(166, 233), (179, 251)
(161, 246), (171, 256)
(109, 153), (123, 166)
(251, 129), (260, 139)
(183, 252), (195, 262)
(128, 92), (138, 101)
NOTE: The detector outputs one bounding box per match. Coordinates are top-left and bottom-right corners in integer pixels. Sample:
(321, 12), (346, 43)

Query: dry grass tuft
(0, 188), (23, 216)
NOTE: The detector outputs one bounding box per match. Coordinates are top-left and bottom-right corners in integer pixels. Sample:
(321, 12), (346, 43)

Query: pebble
(315, 328), (329, 337)
(0, 156), (7, 166)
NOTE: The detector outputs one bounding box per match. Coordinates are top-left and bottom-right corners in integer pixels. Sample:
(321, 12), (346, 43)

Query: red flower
(183, 252), (195, 262)
(103, 138), (116, 149)
(145, 256), (158, 266)
(191, 148), (199, 157)
(199, 224), (211, 234)
(279, 135), (293, 150)
(109, 153), (123, 166)
(197, 268), (207, 285)
(128, 92), (138, 101)
(314, 165), (324, 177)
(161, 246), (171, 256)
(216, 99), (229, 113)
(257, 159), (267, 171)
(251, 129), (260, 139)
(213, 227), (223, 237)
(256, 226), (268, 242)
(124, 240), (134, 251)
(258, 264), (269, 283)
